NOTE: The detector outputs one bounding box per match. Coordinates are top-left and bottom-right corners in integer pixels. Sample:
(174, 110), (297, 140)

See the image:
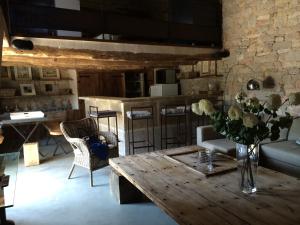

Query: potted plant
(192, 92), (300, 194)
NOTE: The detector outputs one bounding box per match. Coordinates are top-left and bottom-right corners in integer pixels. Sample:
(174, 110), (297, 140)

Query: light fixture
(12, 39), (34, 50)
(247, 79), (260, 90)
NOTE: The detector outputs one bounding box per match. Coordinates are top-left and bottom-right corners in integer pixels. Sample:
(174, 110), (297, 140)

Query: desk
(109, 146), (300, 225)
(0, 116), (48, 153)
(0, 152), (19, 225)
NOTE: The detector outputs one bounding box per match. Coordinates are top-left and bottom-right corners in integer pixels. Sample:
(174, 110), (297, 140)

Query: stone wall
(219, 0), (300, 102)
(180, 0), (300, 107)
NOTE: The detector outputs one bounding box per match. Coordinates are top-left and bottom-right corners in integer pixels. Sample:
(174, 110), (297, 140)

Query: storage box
(23, 142), (40, 167)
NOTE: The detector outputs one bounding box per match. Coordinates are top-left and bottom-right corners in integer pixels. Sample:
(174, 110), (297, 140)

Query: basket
(0, 89), (16, 97)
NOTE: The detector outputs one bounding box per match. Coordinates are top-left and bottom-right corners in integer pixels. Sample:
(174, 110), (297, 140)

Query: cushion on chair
(200, 139), (236, 155)
(161, 107), (186, 116)
(90, 110), (117, 118)
(126, 111), (152, 119)
(44, 122), (63, 136)
(85, 136), (108, 160)
(260, 140), (300, 167)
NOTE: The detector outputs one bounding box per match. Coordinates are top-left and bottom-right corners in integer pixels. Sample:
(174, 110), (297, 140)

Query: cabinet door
(77, 72), (99, 96)
(104, 73), (125, 97)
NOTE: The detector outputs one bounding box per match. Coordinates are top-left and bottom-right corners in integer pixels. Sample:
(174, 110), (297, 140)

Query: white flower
(198, 99), (216, 116)
(246, 97), (260, 109)
(191, 103), (203, 115)
(266, 94), (282, 111)
(228, 105), (242, 120)
(235, 91), (247, 103)
(288, 92), (300, 105)
(243, 113), (258, 128)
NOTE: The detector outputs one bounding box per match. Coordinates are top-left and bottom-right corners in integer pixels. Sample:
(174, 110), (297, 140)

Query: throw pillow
(85, 136), (109, 160)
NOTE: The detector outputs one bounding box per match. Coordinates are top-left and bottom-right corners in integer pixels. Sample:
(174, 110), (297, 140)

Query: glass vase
(236, 143), (259, 194)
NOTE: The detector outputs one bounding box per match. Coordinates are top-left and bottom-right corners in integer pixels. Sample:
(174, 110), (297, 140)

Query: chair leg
(68, 164), (75, 179)
(90, 170), (93, 187)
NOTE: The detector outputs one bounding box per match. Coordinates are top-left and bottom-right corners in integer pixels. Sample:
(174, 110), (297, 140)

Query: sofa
(196, 126), (236, 156)
(197, 117), (300, 177)
(260, 117), (300, 178)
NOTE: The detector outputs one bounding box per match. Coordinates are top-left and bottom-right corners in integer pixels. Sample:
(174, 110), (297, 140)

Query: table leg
(0, 208), (14, 225)
(9, 123), (42, 154)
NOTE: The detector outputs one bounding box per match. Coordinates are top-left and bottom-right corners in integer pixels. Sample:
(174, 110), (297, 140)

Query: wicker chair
(60, 118), (119, 187)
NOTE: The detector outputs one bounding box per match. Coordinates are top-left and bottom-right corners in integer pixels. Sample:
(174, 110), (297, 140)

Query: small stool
(44, 121), (69, 156)
(127, 106), (155, 155)
(160, 105), (188, 149)
(23, 142), (39, 167)
(89, 106), (118, 139)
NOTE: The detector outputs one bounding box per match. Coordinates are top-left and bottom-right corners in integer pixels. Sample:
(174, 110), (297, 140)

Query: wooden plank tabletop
(109, 146), (300, 225)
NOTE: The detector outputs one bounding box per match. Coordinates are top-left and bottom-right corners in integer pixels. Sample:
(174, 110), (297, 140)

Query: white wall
(54, 0), (82, 37)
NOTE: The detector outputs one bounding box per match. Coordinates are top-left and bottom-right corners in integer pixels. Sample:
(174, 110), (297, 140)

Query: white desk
(0, 115), (48, 153)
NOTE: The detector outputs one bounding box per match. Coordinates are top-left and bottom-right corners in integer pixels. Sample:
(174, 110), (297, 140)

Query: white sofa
(196, 126), (236, 156)
(196, 117), (300, 178)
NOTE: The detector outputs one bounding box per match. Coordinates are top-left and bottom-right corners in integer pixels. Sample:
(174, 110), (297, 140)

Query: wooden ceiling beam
(1, 55), (190, 71)
(0, 6), (10, 65)
(0, 7), (10, 48)
(11, 36), (221, 56)
(2, 36), (223, 70)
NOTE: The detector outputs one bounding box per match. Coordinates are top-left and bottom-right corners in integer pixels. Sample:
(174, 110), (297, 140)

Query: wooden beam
(11, 36), (221, 56)
(1, 55), (194, 71)
(1, 36), (222, 70)
(0, 7), (10, 48)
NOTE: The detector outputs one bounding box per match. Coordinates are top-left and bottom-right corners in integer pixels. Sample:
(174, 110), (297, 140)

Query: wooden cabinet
(78, 72), (100, 96)
(78, 71), (126, 97)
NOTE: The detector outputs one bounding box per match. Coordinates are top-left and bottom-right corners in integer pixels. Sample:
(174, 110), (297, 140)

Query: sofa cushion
(200, 139), (236, 155)
(261, 140), (300, 167)
(288, 117), (300, 141)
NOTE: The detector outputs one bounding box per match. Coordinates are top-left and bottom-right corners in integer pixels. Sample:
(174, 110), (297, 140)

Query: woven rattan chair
(60, 118), (118, 187)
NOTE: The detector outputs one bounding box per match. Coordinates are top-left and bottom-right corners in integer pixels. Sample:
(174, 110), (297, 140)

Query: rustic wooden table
(109, 145), (300, 225)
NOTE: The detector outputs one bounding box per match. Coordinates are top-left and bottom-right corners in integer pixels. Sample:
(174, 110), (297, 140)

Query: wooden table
(109, 146), (300, 225)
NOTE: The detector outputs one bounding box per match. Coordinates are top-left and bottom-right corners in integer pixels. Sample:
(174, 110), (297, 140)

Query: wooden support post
(109, 168), (149, 204)
(0, 8), (4, 64)
(0, 6), (10, 65)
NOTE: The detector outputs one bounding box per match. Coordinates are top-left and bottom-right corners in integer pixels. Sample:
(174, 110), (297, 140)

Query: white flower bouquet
(192, 91), (300, 194)
(192, 92), (300, 146)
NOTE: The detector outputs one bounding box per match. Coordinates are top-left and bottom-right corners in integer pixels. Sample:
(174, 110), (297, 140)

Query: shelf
(0, 94), (73, 99)
(8, 78), (73, 82)
(180, 74), (224, 80)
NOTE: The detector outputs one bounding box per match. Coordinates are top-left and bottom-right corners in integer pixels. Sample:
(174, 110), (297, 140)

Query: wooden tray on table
(165, 147), (237, 177)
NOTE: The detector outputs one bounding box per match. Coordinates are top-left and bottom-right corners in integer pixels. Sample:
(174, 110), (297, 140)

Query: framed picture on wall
(210, 61), (216, 75)
(40, 81), (58, 95)
(0, 67), (11, 79)
(14, 67), (32, 80)
(40, 68), (60, 80)
(201, 61), (210, 75)
(20, 83), (36, 96)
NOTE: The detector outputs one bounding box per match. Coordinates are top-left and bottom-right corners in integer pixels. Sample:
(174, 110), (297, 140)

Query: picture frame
(210, 61), (216, 75)
(20, 83), (36, 96)
(201, 61), (210, 75)
(14, 67), (32, 80)
(40, 68), (60, 80)
(40, 81), (58, 95)
(0, 67), (11, 79)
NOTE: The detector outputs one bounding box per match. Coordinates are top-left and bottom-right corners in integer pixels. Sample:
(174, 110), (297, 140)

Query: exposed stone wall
(180, 0), (300, 106)
(219, 0), (300, 102)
